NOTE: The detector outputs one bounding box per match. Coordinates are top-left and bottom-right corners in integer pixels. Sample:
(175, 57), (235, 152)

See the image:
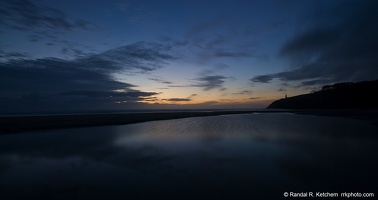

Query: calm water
(0, 113), (377, 199)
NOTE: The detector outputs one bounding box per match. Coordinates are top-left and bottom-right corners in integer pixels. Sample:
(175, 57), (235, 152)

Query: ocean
(0, 113), (377, 199)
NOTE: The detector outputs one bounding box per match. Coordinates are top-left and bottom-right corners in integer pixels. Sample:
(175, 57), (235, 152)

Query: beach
(1, 112), (377, 199)
(1, 109), (378, 133)
(0, 110), (258, 133)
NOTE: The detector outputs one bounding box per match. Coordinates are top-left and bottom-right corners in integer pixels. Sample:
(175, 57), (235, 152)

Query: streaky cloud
(0, 39), (178, 113)
(0, 51), (163, 113)
(61, 91), (158, 100)
(192, 75), (229, 91)
(148, 77), (173, 85)
(0, 50), (30, 61)
(80, 41), (176, 73)
(184, 17), (259, 63)
(233, 90), (253, 95)
(168, 75), (230, 91)
(251, 0), (378, 87)
(162, 98), (191, 102)
(280, 28), (340, 57)
(250, 75), (274, 83)
(0, 0), (90, 31)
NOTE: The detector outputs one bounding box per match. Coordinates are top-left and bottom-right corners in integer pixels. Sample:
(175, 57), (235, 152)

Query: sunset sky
(1, 0), (378, 113)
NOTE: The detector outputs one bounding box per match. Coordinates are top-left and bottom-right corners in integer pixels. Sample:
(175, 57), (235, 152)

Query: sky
(1, 0), (378, 113)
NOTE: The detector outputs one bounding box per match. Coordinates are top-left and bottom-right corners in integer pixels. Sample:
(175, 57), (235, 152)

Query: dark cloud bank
(193, 75), (229, 91)
(0, 0), (89, 31)
(251, 0), (378, 87)
(0, 42), (175, 113)
(169, 75), (229, 91)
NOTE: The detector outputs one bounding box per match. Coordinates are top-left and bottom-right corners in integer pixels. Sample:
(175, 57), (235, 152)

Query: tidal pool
(1, 113), (377, 199)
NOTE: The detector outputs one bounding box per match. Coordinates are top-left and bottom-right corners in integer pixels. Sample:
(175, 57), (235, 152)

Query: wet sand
(1, 112), (377, 199)
(1, 109), (377, 133)
(0, 110), (260, 133)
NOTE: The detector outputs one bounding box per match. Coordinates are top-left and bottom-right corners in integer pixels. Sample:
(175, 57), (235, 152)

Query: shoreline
(1, 109), (377, 134)
(0, 110), (263, 133)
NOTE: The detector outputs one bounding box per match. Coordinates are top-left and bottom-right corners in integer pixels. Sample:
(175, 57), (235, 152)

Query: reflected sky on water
(1, 113), (377, 199)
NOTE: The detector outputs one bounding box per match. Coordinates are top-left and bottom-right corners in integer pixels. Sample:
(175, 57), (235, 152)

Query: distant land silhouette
(267, 80), (378, 109)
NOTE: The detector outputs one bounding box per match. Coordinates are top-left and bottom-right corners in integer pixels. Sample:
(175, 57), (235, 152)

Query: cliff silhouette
(267, 80), (378, 109)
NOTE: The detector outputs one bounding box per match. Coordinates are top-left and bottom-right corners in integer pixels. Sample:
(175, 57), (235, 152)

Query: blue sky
(1, 0), (378, 113)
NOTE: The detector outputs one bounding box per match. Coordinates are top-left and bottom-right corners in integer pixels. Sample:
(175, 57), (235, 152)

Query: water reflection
(0, 113), (377, 199)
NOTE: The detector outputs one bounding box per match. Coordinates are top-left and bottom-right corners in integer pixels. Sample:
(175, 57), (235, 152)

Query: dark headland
(267, 80), (378, 109)
(266, 80), (378, 124)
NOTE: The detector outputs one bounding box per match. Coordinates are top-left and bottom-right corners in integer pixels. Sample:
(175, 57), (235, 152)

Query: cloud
(0, 0), (90, 31)
(81, 41), (176, 73)
(250, 75), (274, 83)
(0, 50), (30, 61)
(188, 94), (197, 98)
(192, 75), (229, 91)
(251, 1), (378, 87)
(116, 0), (130, 12)
(161, 94), (197, 102)
(6, 40), (173, 76)
(213, 51), (253, 58)
(184, 17), (258, 63)
(0, 53), (165, 113)
(148, 77), (173, 84)
(0, 39), (179, 113)
(28, 34), (44, 42)
(196, 63), (230, 77)
(1, 58), (124, 94)
(61, 90), (158, 100)
(280, 28), (340, 58)
(168, 75), (230, 91)
(162, 98), (191, 102)
(0, 0), (97, 61)
(233, 90), (253, 95)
